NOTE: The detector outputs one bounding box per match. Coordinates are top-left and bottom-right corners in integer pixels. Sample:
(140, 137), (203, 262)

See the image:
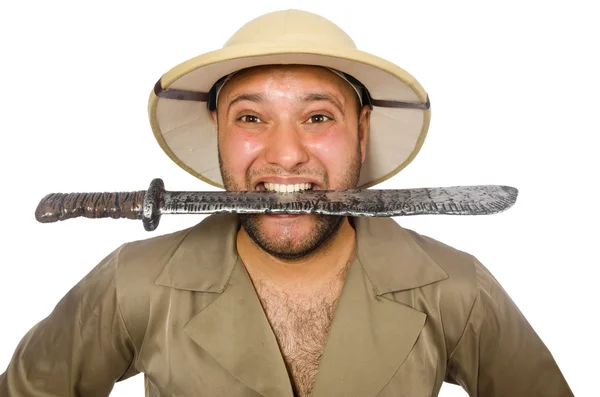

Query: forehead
(218, 65), (355, 101)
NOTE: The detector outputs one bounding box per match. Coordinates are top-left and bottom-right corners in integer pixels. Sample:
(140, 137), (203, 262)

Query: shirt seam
(113, 243), (140, 378)
(446, 255), (481, 363)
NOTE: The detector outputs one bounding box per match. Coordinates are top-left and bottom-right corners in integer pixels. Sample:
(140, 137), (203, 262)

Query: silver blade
(162, 185), (518, 217)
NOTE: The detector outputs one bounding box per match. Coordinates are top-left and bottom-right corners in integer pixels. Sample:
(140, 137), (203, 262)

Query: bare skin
(212, 65), (370, 396)
(237, 221), (355, 397)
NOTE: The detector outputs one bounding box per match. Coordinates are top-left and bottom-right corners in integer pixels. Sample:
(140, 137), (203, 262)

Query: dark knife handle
(35, 190), (146, 223)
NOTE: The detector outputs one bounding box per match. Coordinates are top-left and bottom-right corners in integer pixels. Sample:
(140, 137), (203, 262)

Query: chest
(255, 284), (342, 396)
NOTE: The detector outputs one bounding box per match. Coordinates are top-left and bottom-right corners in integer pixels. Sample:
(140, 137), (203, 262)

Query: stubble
(218, 140), (362, 261)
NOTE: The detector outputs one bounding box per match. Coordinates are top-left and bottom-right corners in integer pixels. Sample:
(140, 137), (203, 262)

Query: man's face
(212, 65), (370, 260)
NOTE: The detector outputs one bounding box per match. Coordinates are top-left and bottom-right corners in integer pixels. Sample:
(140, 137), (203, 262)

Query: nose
(263, 123), (309, 171)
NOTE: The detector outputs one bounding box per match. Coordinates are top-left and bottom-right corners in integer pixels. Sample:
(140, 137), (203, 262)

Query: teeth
(263, 182), (313, 193)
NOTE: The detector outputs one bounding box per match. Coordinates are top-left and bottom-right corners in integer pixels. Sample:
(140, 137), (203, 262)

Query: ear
(210, 109), (218, 128)
(358, 105), (371, 163)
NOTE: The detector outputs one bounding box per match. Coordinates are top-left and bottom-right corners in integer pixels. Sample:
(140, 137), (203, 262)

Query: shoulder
(402, 225), (491, 309)
(109, 214), (239, 345)
(114, 213), (239, 284)
(400, 225), (499, 352)
(354, 217), (490, 350)
(407, 227), (498, 307)
(114, 225), (194, 283)
(354, 216), (483, 296)
(405, 227), (481, 291)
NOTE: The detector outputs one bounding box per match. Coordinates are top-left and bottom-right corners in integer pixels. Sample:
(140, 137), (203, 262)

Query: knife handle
(35, 190), (146, 223)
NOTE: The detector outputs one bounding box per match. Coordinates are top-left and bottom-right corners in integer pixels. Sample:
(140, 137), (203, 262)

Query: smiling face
(212, 65), (370, 260)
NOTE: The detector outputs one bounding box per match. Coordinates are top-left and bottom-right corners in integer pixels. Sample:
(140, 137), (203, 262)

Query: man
(0, 9), (573, 397)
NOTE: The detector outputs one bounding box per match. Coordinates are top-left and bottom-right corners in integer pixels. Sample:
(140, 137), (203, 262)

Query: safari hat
(148, 9), (430, 189)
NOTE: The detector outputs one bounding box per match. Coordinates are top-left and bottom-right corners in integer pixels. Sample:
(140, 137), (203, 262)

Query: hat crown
(224, 9), (356, 49)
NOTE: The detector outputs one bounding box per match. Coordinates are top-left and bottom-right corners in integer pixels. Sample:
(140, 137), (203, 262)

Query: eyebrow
(227, 93), (266, 115)
(302, 93), (345, 114)
(225, 91), (346, 115)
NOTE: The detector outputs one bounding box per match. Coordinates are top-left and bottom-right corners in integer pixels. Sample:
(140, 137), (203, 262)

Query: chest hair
(253, 274), (346, 397)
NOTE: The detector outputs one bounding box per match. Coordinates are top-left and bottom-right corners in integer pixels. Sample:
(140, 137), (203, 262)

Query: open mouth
(255, 182), (318, 193)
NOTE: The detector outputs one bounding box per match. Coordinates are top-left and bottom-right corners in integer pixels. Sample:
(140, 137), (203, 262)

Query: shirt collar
(154, 214), (448, 294)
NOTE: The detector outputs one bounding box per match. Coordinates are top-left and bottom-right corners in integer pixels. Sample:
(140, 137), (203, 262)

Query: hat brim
(148, 42), (431, 189)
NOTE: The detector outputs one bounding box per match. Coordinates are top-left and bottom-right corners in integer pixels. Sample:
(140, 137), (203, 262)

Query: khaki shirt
(0, 214), (573, 396)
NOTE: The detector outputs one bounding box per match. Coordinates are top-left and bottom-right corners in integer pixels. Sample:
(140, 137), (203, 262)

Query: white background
(1, 1), (598, 396)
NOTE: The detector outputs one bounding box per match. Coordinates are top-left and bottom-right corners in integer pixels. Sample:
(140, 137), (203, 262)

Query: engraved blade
(161, 185), (518, 217)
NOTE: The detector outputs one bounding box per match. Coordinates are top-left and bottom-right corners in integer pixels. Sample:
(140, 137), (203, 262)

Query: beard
(218, 142), (362, 261)
(238, 212), (344, 260)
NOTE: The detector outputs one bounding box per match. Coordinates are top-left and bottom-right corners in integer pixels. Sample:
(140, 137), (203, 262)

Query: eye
(238, 115), (262, 123)
(306, 114), (332, 124)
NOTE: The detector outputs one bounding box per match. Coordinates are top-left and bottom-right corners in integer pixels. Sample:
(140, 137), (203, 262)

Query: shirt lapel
(153, 214), (293, 397)
(152, 214), (449, 397)
(183, 258), (293, 397)
(310, 255), (427, 397)
(311, 217), (449, 397)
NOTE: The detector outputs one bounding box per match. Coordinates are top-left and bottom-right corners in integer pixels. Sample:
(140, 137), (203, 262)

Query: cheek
(305, 129), (358, 181)
(220, 130), (265, 172)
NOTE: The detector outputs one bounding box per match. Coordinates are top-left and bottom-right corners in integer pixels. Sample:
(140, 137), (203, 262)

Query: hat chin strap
(324, 68), (364, 106)
(214, 71), (239, 107)
(153, 76), (430, 110)
(213, 67), (364, 109)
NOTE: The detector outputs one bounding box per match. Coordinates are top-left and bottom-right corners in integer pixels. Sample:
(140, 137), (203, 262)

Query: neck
(236, 217), (356, 289)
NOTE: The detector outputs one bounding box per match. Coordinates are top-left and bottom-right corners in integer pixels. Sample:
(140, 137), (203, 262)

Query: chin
(239, 213), (343, 260)
(256, 213), (320, 247)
